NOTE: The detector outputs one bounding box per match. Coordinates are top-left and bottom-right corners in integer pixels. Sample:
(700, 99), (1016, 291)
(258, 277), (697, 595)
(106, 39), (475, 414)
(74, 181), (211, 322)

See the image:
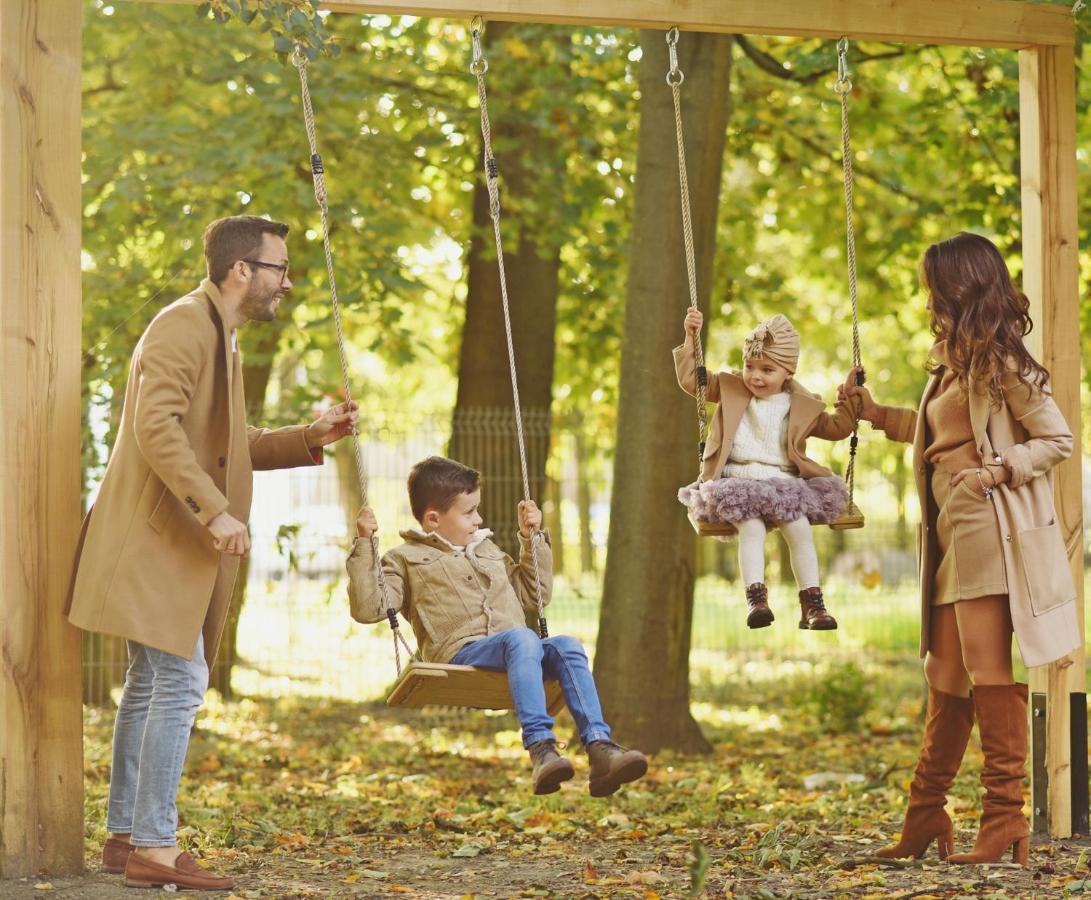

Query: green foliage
(83, 1), (1091, 498)
(197, 0), (339, 63)
(804, 660), (875, 733)
(687, 838), (710, 897)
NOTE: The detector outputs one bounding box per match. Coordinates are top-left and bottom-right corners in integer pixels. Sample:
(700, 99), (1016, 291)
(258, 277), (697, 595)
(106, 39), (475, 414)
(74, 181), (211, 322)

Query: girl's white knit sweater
(722, 391), (798, 479)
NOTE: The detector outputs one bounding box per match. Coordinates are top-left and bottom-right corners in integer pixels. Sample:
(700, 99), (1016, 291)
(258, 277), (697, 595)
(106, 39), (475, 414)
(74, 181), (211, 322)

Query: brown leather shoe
(528, 740), (575, 795)
(587, 741), (648, 798)
(745, 583), (774, 629)
(124, 851), (234, 891)
(102, 835), (133, 874)
(798, 587), (837, 630)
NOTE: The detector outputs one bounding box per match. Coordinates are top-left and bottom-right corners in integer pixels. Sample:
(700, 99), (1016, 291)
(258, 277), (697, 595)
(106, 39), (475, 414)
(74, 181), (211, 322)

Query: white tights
(736, 517), (820, 590)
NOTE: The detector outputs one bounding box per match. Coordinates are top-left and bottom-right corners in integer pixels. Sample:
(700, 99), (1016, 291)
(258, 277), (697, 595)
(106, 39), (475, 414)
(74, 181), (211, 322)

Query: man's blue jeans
(451, 627), (611, 749)
(106, 634), (209, 847)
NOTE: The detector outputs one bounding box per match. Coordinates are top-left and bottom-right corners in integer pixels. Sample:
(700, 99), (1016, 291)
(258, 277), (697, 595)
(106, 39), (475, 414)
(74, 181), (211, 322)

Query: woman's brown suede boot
(949, 683), (1030, 866)
(876, 686), (974, 860)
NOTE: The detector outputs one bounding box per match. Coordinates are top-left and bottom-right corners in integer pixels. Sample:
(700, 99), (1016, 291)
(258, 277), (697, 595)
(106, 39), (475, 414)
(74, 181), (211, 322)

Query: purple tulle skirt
(678, 474), (847, 527)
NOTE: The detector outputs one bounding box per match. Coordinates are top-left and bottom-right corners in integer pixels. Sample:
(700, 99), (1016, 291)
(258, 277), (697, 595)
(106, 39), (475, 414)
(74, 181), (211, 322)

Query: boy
(347, 455), (648, 797)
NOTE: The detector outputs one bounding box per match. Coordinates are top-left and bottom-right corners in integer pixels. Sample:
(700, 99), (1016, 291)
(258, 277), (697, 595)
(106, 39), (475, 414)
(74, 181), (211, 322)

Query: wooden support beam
(147, 0), (1075, 48)
(1019, 42), (1084, 839)
(0, 0), (85, 877)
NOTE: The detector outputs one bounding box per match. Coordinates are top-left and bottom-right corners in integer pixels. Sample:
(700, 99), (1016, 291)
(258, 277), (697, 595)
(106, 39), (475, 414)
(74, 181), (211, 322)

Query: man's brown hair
(407, 456), (481, 522)
(203, 215), (289, 285)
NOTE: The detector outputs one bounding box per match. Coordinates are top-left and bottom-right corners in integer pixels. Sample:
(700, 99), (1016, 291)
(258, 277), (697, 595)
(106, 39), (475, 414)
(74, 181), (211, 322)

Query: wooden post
(1019, 42), (1084, 839)
(0, 0), (85, 876)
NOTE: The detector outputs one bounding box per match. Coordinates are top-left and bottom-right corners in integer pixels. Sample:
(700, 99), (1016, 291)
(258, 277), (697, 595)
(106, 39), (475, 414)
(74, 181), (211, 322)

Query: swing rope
(665, 27), (710, 478)
(290, 46), (414, 674)
(667, 29), (865, 511)
(834, 37), (864, 511)
(469, 17), (548, 639)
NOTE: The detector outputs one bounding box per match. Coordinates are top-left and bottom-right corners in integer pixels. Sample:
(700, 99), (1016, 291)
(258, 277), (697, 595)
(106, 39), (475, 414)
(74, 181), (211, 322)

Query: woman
(843, 232), (1077, 865)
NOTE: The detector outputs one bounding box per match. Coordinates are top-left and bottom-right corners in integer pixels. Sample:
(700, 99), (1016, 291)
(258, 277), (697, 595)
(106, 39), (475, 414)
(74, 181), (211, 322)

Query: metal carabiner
(665, 26), (684, 86)
(470, 16), (488, 75)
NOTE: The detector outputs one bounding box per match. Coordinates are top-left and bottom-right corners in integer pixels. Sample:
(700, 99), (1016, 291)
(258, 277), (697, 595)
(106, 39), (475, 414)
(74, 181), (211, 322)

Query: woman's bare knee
(924, 653), (970, 697)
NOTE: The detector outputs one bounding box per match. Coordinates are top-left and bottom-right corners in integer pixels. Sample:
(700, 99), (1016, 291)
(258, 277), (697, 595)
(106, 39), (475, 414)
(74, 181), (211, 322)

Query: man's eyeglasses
(243, 259), (290, 280)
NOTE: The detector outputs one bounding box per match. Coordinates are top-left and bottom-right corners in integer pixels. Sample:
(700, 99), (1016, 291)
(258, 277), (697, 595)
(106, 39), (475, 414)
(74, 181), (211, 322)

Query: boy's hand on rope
(517, 500), (542, 538)
(684, 308), (703, 339)
(355, 506), (378, 538)
(305, 400), (360, 448)
(208, 511), (251, 556)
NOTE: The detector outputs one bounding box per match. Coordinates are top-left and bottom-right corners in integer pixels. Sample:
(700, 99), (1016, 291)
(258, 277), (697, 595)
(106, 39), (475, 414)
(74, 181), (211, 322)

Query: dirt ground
(6, 831), (1091, 898)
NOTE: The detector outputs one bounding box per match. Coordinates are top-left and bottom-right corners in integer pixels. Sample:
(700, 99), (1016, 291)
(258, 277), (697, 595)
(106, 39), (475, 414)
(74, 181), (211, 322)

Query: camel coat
(673, 342), (860, 482)
(347, 530), (553, 664)
(67, 279), (322, 667)
(874, 370), (1078, 667)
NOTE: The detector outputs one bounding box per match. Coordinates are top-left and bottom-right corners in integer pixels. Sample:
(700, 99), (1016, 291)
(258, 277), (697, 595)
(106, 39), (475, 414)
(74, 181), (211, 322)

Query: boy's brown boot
(876, 686), (975, 860)
(949, 683), (1030, 866)
(798, 587), (837, 630)
(528, 740), (575, 795)
(745, 583), (774, 629)
(587, 741), (648, 798)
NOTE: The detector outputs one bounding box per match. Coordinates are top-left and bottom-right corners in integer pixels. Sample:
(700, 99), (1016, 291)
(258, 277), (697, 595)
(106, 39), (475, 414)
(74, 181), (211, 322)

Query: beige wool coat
(673, 342), (860, 482)
(67, 279), (322, 667)
(347, 530), (553, 664)
(874, 368), (1078, 667)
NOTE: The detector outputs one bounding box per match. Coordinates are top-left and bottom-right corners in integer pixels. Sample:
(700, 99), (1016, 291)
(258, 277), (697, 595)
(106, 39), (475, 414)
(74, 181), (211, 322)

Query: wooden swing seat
(688, 502), (865, 537)
(386, 661), (566, 715)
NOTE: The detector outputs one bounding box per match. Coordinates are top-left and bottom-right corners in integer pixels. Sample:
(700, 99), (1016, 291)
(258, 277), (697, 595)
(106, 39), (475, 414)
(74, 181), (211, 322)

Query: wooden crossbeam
(150, 0), (1076, 48)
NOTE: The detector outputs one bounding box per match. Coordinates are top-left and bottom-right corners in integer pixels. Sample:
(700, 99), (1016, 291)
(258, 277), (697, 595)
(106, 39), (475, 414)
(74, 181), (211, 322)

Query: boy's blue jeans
(451, 627), (611, 749)
(106, 634), (209, 847)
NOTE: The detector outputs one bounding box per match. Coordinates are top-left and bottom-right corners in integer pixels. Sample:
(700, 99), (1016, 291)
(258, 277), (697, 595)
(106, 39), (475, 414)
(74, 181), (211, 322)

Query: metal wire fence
(81, 406), (1091, 707)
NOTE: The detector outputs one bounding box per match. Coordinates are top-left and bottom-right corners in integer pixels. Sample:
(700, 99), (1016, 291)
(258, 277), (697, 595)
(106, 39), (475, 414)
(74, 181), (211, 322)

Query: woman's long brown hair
(921, 232), (1050, 406)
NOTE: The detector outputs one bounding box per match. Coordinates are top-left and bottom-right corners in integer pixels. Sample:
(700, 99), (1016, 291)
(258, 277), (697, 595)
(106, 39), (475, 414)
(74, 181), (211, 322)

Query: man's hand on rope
(517, 500), (542, 538)
(355, 505), (378, 539)
(208, 511), (251, 557)
(305, 400), (359, 448)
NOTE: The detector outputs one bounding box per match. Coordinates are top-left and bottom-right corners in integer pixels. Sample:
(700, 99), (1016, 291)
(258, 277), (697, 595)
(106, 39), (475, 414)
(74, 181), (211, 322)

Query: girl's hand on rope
(839, 367), (877, 422)
(684, 308), (703, 340)
(517, 500), (542, 538)
(305, 400), (360, 448)
(208, 511), (251, 557)
(355, 505), (378, 538)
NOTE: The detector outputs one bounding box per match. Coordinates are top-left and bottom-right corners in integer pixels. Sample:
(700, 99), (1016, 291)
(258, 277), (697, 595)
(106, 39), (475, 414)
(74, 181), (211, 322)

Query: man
(68, 215), (356, 891)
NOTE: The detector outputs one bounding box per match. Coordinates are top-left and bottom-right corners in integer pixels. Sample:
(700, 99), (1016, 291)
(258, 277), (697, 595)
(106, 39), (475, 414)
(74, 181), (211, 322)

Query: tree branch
(734, 34), (924, 85)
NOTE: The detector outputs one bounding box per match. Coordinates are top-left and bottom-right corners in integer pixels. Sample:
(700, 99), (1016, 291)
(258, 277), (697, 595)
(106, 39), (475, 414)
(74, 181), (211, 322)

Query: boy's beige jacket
(347, 530), (553, 663)
(875, 369), (1077, 668)
(67, 280), (321, 667)
(673, 342), (860, 482)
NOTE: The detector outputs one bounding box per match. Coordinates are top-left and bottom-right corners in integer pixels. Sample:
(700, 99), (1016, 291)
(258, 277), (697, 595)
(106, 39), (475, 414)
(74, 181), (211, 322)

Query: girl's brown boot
(876, 686), (975, 860)
(949, 683), (1030, 866)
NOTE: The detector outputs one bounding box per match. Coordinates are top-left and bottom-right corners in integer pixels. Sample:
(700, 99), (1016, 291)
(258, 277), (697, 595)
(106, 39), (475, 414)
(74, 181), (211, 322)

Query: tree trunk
(335, 441), (364, 536)
(594, 31), (733, 754)
(575, 428), (596, 575)
(449, 22), (562, 557)
(544, 473), (564, 577)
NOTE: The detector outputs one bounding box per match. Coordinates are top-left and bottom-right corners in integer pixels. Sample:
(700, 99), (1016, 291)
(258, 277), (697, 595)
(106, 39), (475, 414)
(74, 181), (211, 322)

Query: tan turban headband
(742, 314), (800, 374)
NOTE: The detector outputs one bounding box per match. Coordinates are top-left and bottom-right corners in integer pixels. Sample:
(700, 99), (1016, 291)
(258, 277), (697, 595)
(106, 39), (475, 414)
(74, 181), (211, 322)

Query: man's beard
(239, 281), (280, 323)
